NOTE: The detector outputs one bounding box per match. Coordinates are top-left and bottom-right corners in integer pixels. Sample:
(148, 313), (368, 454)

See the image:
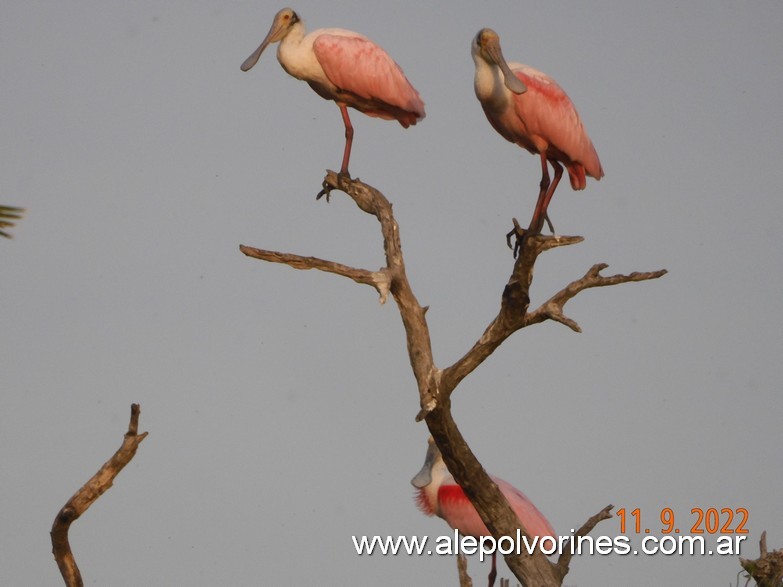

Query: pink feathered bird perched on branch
(472, 28), (603, 251)
(241, 8), (425, 177)
(412, 438), (555, 587)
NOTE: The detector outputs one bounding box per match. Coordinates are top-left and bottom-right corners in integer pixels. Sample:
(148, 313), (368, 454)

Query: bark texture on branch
(740, 531), (783, 586)
(50, 404), (148, 587)
(241, 172), (666, 586)
(457, 552), (474, 587)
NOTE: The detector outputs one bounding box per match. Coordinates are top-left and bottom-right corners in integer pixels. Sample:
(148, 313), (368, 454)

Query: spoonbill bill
(241, 8), (425, 176)
(412, 437), (555, 586)
(472, 28), (603, 245)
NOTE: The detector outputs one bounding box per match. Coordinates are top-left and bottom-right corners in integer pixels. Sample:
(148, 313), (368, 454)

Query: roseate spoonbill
(412, 438), (555, 587)
(472, 28), (603, 247)
(241, 8), (425, 176)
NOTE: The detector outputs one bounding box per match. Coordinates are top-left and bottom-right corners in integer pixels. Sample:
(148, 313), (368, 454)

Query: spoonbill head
(412, 437), (555, 586)
(472, 28), (603, 240)
(241, 8), (425, 176)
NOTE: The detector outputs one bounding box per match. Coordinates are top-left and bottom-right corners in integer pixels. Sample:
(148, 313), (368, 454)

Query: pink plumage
(412, 438), (555, 586)
(312, 35), (424, 126)
(485, 65), (602, 190)
(430, 477), (556, 541)
(472, 28), (602, 237)
(241, 8), (424, 175)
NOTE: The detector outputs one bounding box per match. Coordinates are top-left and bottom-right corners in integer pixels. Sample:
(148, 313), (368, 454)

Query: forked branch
(527, 263), (668, 331)
(555, 504), (615, 576)
(242, 171), (439, 414)
(241, 172), (666, 586)
(437, 244), (666, 410)
(50, 404), (148, 587)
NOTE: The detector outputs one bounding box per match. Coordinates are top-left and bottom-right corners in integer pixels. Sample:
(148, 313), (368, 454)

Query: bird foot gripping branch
(316, 178), (336, 203)
(316, 171), (357, 203)
(505, 217), (531, 257)
(315, 171), (383, 217)
(505, 217), (563, 258)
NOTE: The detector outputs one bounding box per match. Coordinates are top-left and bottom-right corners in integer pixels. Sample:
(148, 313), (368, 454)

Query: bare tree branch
(740, 531), (783, 587)
(526, 263), (668, 331)
(50, 404), (148, 587)
(242, 172), (666, 586)
(242, 172), (441, 414)
(424, 407), (562, 585)
(457, 552), (474, 587)
(437, 248), (666, 410)
(555, 504), (615, 576)
(239, 245), (392, 303)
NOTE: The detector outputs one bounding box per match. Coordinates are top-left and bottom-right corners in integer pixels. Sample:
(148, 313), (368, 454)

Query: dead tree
(740, 532), (783, 586)
(51, 404), (148, 587)
(241, 172), (666, 586)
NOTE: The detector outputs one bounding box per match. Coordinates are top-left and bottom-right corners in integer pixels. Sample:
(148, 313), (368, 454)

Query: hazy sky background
(2, 1), (782, 585)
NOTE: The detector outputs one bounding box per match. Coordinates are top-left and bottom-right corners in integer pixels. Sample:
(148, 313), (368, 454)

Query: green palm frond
(0, 205), (25, 239)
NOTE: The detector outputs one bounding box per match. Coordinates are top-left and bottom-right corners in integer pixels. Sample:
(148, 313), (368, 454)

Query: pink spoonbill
(412, 437), (555, 587)
(472, 28), (603, 248)
(241, 8), (425, 177)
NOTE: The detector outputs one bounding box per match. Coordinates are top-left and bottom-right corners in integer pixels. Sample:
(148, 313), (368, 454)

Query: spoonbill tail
(472, 28), (603, 246)
(241, 8), (425, 176)
(412, 438), (555, 587)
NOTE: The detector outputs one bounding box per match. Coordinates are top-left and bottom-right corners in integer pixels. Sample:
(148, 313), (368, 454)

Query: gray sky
(2, 1), (782, 585)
